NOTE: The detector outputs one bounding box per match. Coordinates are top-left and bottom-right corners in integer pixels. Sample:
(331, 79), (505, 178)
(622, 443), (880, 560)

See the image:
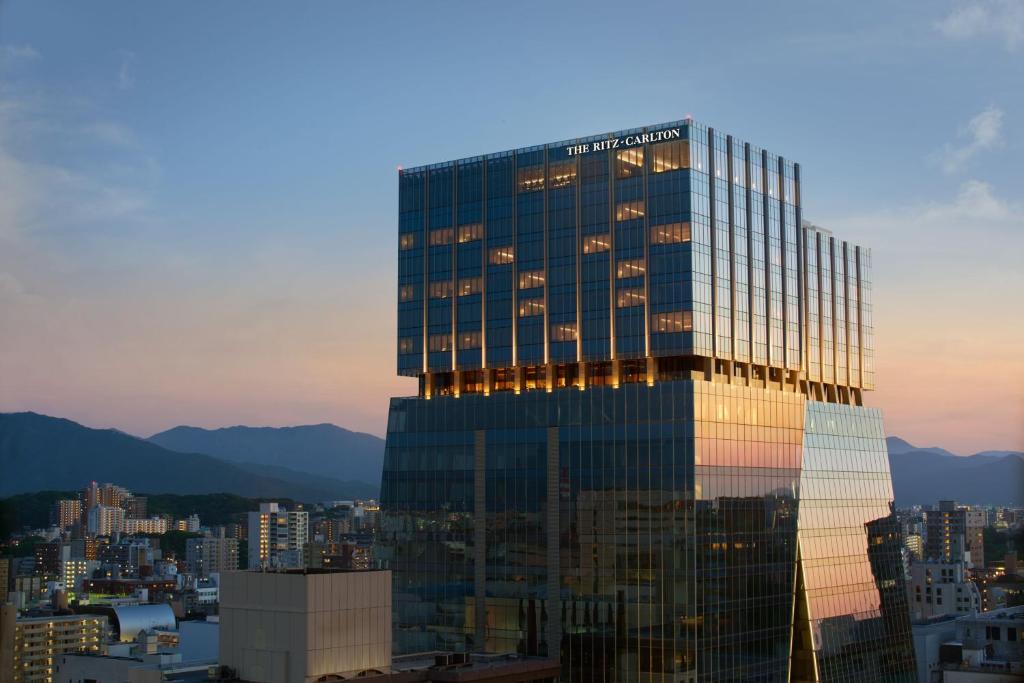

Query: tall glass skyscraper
(378, 119), (917, 682)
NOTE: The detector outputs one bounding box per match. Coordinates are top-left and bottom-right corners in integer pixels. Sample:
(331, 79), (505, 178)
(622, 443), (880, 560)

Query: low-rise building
(0, 557), (11, 603)
(912, 614), (962, 683)
(87, 505), (125, 537)
(175, 515), (201, 533)
(34, 542), (69, 575)
(124, 517), (169, 535)
(53, 500), (82, 532)
(908, 561), (981, 621)
(940, 605), (1024, 681)
(219, 568), (391, 682)
(246, 503), (307, 570)
(906, 533), (924, 562)
(59, 559), (99, 596)
(0, 604), (106, 683)
(185, 537), (238, 577)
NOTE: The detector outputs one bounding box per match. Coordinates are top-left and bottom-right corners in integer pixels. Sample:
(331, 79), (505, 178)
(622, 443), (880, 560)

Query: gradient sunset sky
(1, 1), (1021, 454)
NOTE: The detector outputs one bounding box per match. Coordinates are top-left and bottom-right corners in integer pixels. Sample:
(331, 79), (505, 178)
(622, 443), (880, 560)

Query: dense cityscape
(0, 479), (1021, 681)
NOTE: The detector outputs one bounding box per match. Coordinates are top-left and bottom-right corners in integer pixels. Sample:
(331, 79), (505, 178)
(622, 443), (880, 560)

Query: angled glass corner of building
(791, 402), (916, 682)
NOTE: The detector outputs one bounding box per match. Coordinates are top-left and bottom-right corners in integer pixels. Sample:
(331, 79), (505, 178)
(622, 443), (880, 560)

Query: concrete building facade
(218, 569), (391, 683)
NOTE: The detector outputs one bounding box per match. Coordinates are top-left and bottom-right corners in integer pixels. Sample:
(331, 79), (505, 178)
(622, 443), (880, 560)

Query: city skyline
(1, 1), (1022, 453)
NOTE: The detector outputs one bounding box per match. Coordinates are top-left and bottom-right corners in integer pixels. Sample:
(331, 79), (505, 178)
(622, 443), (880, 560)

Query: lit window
(458, 331), (481, 349)
(489, 246), (514, 265)
(615, 200), (645, 221)
(548, 161), (577, 188)
(517, 165), (544, 192)
(582, 234), (610, 254)
(616, 259), (645, 278)
(650, 222), (691, 244)
(429, 281), (454, 299)
(460, 276), (483, 294)
(652, 310), (693, 333)
(616, 288), (645, 308)
(518, 297), (544, 317)
(399, 285), (415, 302)
(428, 334), (452, 352)
(429, 228), (453, 246)
(398, 338), (414, 353)
(458, 277), (481, 296)
(518, 270), (545, 289)
(551, 322), (577, 342)
(650, 139), (689, 173)
(457, 223), (483, 243)
(615, 148), (644, 178)
(399, 233), (416, 250)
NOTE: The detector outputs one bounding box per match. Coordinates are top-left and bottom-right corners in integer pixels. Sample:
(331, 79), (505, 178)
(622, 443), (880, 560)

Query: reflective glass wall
(378, 382), (915, 682)
(791, 403), (915, 682)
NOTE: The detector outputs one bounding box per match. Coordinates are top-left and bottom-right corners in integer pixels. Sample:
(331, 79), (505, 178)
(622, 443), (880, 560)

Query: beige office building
(219, 569), (391, 683)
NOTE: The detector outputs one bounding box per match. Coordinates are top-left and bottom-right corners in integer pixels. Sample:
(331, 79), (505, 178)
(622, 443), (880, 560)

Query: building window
(615, 200), (645, 221)
(428, 280), (452, 299)
(517, 165), (544, 192)
(458, 331), (481, 349)
(650, 222), (691, 244)
(518, 270), (545, 289)
(457, 223), (483, 243)
(616, 258), (645, 278)
(429, 227), (453, 246)
(519, 297), (544, 317)
(524, 365), (547, 391)
(458, 277), (481, 296)
(489, 246), (514, 265)
(551, 322), (577, 342)
(582, 234), (610, 254)
(462, 370), (483, 393)
(493, 368), (515, 391)
(398, 338), (414, 353)
(429, 281), (454, 299)
(652, 310), (693, 333)
(615, 147), (644, 178)
(399, 233), (416, 250)
(650, 139), (689, 173)
(548, 161), (577, 188)
(428, 334), (452, 352)
(616, 288), (645, 308)
(399, 285), (415, 302)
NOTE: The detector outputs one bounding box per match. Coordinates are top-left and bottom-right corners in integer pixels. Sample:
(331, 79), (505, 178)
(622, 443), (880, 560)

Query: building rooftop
(401, 117), (708, 173)
(962, 605), (1024, 623)
(239, 566), (387, 575)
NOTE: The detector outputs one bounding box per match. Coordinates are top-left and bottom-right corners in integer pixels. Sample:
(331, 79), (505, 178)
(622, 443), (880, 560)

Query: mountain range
(0, 413), (379, 501)
(886, 436), (1023, 507)
(148, 423), (384, 485)
(1, 411), (1020, 507)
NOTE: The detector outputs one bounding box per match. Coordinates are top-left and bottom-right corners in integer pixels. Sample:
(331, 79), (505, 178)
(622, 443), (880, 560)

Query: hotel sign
(565, 127), (681, 156)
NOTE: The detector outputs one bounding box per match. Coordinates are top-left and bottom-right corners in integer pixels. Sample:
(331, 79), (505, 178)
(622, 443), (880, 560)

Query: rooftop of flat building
(236, 567), (387, 575)
(347, 652), (560, 683)
(14, 611), (104, 623)
(962, 605), (1024, 623)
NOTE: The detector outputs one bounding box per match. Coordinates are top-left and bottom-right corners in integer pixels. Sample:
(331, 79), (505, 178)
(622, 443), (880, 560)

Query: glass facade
(381, 120), (915, 682)
(397, 120), (872, 402)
